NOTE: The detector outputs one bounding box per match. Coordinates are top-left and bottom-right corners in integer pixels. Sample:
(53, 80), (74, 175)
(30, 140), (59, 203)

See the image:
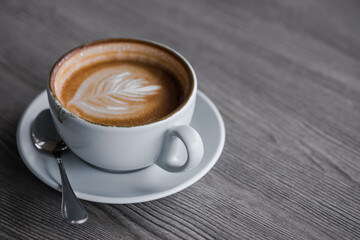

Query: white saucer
(17, 90), (225, 204)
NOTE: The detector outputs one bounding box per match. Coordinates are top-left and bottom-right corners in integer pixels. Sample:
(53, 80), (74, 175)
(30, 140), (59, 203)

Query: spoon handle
(56, 156), (88, 224)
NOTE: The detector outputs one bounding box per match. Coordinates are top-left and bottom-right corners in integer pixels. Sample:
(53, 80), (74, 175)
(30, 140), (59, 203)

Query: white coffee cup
(47, 39), (204, 172)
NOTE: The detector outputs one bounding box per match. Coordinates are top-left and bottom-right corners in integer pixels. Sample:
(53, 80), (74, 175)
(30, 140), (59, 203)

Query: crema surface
(59, 60), (183, 126)
(50, 40), (193, 126)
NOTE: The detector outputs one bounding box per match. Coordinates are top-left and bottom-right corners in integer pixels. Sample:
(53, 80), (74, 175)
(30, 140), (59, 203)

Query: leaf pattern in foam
(68, 71), (161, 115)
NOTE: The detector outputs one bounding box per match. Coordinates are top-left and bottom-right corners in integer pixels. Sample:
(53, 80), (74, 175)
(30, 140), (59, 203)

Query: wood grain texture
(1, 0), (360, 239)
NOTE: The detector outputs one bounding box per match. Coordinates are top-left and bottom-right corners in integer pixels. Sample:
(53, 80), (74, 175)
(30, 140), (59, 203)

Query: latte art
(68, 71), (161, 116)
(59, 60), (183, 126)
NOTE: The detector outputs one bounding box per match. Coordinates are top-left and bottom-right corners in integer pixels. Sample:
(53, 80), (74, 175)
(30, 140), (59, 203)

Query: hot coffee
(59, 60), (182, 126)
(50, 40), (192, 126)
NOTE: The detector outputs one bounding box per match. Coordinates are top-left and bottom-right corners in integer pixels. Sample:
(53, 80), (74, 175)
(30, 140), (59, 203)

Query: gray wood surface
(1, 0), (360, 239)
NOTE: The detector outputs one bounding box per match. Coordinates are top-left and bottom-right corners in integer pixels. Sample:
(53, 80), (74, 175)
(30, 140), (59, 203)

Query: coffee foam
(51, 41), (192, 126)
(67, 70), (161, 116)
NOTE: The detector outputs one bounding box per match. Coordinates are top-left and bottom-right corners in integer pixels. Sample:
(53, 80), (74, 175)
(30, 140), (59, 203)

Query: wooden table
(1, 0), (360, 239)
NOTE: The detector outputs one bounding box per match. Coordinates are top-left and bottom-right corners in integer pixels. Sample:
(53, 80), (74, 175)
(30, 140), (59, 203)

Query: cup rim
(48, 38), (197, 129)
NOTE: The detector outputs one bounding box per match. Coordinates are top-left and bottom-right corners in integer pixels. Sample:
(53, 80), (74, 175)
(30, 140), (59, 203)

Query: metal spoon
(31, 109), (88, 224)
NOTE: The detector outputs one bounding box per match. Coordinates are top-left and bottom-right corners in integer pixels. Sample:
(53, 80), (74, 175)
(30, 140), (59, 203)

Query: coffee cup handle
(156, 125), (204, 172)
